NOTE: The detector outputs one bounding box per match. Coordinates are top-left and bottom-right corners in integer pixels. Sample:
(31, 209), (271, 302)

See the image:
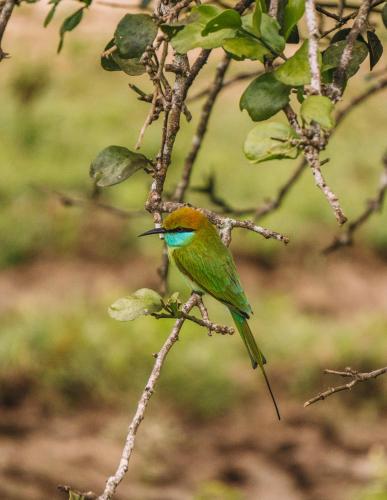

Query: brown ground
(0, 253), (387, 500)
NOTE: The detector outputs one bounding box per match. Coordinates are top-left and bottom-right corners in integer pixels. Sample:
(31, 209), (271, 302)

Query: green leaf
(160, 22), (186, 39)
(90, 145), (150, 187)
(114, 14), (158, 59)
(171, 5), (236, 53)
(44, 0), (60, 27)
(260, 13), (285, 54)
(282, 0), (304, 40)
(222, 36), (269, 61)
(330, 28), (365, 44)
(300, 95), (335, 129)
(322, 40), (368, 78)
(57, 8), (84, 53)
(202, 9), (241, 35)
(383, 3), (387, 28)
(240, 72), (290, 121)
(68, 492), (85, 500)
(112, 53), (145, 75)
(241, 13), (260, 37)
(252, 0), (262, 35)
(244, 122), (299, 164)
(287, 24), (300, 44)
(166, 292), (182, 315)
(275, 40), (320, 86)
(109, 289), (163, 321)
(101, 38), (144, 75)
(367, 31), (383, 70)
(296, 86), (305, 103)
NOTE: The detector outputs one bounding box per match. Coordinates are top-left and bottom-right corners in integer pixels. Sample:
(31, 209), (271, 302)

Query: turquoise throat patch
(164, 231), (195, 247)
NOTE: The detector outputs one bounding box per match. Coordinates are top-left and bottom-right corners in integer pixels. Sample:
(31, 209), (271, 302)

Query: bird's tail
(230, 310), (281, 421)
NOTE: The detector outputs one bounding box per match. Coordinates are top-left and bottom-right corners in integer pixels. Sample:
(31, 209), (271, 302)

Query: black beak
(138, 227), (166, 237)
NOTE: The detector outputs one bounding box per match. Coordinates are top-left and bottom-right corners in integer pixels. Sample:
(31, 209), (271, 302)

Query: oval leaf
(114, 14), (158, 59)
(367, 31), (383, 70)
(171, 5), (236, 53)
(322, 40), (368, 78)
(241, 12), (260, 37)
(282, 0), (304, 40)
(223, 36), (269, 61)
(202, 9), (241, 35)
(260, 13), (285, 54)
(383, 3), (387, 28)
(330, 27), (366, 45)
(275, 40), (319, 86)
(252, 0), (262, 35)
(301, 95), (335, 130)
(57, 8), (84, 53)
(90, 145), (150, 187)
(240, 72), (290, 121)
(109, 288), (163, 321)
(112, 53), (145, 75)
(244, 122), (299, 164)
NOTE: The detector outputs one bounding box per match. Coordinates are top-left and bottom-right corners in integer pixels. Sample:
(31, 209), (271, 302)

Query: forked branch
(304, 366), (387, 407)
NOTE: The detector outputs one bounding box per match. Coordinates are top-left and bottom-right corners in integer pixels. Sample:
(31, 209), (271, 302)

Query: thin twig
(34, 186), (142, 219)
(160, 201), (289, 245)
(153, 310), (235, 335)
(303, 0), (348, 224)
(173, 54), (232, 202)
(255, 160), (308, 220)
(188, 69), (266, 102)
(304, 366), (387, 407)
(324, 152), (387, 253)
(329, 0), (372, 100)
(99, 294), (199, 500)
(306, 0), (322, 95)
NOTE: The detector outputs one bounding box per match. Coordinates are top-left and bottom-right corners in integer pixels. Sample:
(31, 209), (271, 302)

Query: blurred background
(1, 2), (387, 499)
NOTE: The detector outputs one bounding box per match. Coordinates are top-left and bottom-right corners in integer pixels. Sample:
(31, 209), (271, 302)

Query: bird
(139, 206), (280, 420)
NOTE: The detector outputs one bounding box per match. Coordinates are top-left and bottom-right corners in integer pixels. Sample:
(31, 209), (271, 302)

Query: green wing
(172, 228), (252, 317)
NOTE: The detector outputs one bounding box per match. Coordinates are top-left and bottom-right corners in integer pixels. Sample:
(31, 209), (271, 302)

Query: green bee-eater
(140, 207), (280, 420)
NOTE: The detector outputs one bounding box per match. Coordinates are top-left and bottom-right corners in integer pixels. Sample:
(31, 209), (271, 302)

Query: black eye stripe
(167, 227), (194, 233)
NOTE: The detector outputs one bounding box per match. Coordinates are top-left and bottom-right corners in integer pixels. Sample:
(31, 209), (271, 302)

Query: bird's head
(139, 207), (211, 247)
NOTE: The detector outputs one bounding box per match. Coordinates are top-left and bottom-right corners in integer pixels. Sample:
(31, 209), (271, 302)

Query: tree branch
(0, 0), (16, 61)
(99, 293), (199, 500)
(329, 0), (373, 100)
(187, 69), (264, 102)
(160, 200), (289, 245)
(304, 366), (387, 407)
(300, 0), (348, 224)
(152, 310), (235, 335)
(172, 54), (232, 202)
